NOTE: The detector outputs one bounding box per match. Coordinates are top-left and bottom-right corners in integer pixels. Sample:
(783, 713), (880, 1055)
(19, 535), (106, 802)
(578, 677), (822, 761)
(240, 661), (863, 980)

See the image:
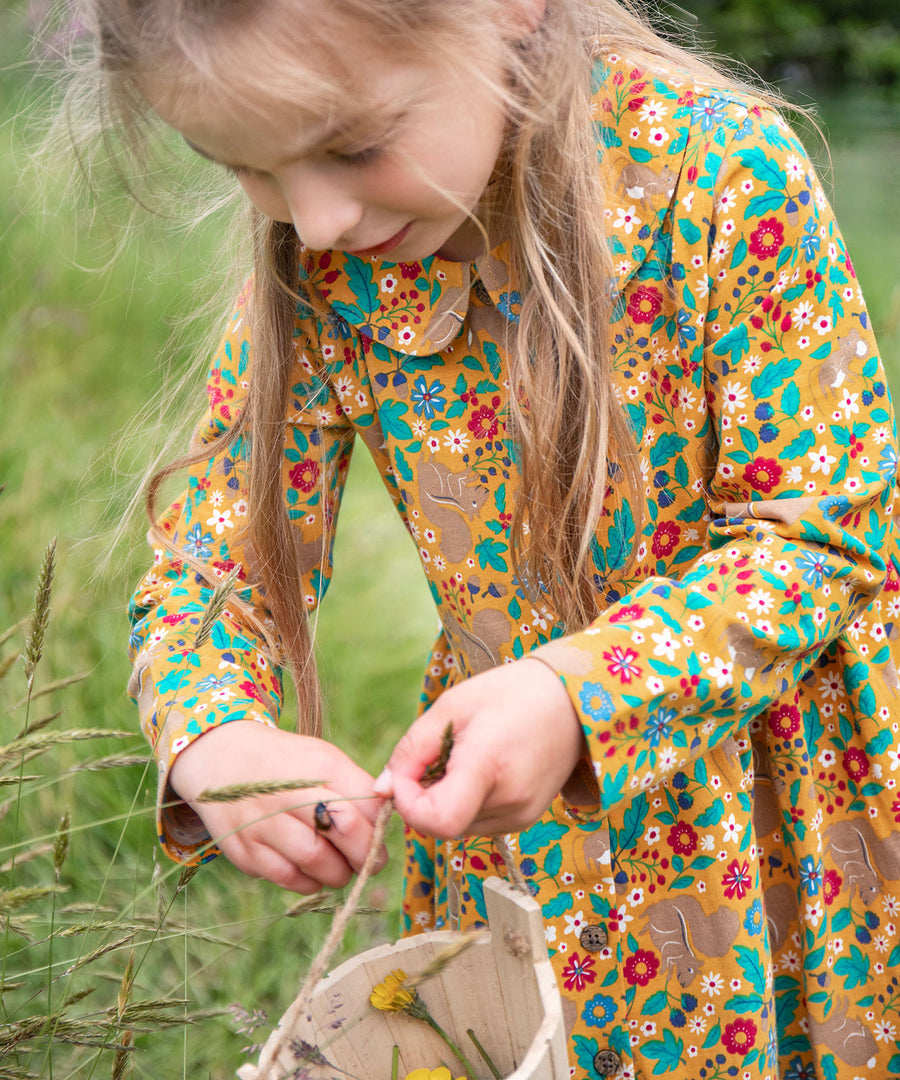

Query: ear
(501, 0), (547, 38)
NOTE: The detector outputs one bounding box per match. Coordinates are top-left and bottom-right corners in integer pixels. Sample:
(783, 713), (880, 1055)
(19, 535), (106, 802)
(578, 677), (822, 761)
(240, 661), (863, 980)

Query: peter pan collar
(300, 58), (688, 358)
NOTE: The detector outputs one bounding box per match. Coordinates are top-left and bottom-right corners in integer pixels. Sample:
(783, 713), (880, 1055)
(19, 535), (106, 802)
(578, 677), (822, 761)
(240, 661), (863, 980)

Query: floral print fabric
(128, 55), (900, 1080)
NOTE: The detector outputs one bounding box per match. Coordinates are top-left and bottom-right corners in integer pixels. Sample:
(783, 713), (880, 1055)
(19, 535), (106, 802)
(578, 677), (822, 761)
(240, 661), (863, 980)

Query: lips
(346, 223), (411, 258)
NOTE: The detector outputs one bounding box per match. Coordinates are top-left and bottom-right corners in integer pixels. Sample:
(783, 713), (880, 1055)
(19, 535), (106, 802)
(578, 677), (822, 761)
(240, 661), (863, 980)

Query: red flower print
(667, 821), (699, 856)
(610, 603), (645, 623)
(842, 747), (870, 782)
(399, 261), (422, 280)
(626, 285), (664, 325)
(239, 680), (268, 704)
(823, 869), (842, 905)
(886, 556), (900, 592)
(651, 521), (682, 559)
(623, 949), (659, 987)
(768, 703), (801, 739)
(468, 401), (500, 440)
(743, 456), (783, 494)
(722, 1017), (757, 1055)
(561, 953), (596, 992)
(748, 217), (785, 260)
(289, 459), (320, 492)
(603, 645), (642, 684)
(722, 858), (752, 900)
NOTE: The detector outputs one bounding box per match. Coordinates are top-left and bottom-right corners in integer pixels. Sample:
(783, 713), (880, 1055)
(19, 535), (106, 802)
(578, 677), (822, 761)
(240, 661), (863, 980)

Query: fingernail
(373, 767), (393, 796)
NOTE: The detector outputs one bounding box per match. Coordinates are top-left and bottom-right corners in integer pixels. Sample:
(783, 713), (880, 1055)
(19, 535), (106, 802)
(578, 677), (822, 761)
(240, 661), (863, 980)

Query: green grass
(2, 19), (899, 1079)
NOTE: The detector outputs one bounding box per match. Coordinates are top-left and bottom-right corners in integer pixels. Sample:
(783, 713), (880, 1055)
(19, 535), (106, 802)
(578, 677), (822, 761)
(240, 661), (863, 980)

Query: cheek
(237, 175), (292, 223)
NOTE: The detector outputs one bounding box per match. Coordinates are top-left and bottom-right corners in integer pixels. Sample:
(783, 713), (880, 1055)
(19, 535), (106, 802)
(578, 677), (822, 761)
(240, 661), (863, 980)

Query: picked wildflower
(370, 970), (422, 1016)
(369, 971), (477, 1080)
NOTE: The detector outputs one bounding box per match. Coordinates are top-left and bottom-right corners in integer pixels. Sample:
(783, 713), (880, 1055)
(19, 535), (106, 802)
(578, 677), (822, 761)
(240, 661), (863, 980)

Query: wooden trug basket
(238, 878), (567, 1080)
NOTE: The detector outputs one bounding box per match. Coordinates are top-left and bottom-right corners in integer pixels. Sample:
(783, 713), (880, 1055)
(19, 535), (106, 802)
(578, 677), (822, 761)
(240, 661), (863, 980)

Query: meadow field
(1, 7), (899, 1078)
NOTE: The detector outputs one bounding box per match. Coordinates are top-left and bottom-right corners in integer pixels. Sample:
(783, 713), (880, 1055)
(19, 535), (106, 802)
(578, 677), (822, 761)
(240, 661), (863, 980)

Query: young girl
(97, 0), (900, 1076)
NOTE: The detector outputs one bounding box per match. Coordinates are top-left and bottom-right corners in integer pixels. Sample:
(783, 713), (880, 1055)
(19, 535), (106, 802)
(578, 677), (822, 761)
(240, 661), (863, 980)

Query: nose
(282, 167), (364, 252)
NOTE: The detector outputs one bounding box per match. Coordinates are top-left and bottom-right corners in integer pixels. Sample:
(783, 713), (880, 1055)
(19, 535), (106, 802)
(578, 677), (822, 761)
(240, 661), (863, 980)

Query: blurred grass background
(1, 0), (898, 1077)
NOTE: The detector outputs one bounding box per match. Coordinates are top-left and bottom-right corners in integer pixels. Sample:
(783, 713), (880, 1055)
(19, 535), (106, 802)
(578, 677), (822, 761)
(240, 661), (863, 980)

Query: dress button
(593, 1049), (622, 1076)
(579, 923), (608, 951)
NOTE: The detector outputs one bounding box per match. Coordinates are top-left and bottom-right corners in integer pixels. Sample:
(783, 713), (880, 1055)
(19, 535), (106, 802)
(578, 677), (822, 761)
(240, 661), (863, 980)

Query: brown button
(593, 1049), (622, 1077)
(579, 923), (608, 951)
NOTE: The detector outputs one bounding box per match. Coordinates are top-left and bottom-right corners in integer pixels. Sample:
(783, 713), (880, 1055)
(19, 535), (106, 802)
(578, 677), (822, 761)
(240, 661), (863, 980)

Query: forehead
(141, 11), (433, 154)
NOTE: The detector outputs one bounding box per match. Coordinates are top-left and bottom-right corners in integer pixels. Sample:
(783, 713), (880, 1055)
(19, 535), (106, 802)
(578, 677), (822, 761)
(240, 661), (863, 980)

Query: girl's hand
(376, 659), (586, 838)
(168, 721), (386, 893)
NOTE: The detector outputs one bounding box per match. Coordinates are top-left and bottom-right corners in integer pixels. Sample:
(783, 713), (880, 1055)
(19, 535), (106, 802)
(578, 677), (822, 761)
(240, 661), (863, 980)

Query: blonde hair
(69, 0), (784, 733)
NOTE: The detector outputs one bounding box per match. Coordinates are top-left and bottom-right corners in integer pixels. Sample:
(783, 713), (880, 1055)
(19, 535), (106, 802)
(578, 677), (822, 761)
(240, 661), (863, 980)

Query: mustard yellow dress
(129, 55), (900, 1080)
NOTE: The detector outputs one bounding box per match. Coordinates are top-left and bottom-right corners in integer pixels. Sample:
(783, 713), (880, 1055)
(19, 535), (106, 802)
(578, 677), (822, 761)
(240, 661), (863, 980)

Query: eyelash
(221, 138), (388, 179)
(329, 144), (384, 166)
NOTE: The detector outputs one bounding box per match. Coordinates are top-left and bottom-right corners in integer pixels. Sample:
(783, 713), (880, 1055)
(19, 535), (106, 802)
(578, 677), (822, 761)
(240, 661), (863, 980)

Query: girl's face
(144, 17), (512, 262)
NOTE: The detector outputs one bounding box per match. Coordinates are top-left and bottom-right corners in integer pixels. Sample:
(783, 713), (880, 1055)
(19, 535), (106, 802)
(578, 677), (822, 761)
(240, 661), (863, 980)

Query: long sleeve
(536, 104), (895, 811)
(128, 285), (355, 863)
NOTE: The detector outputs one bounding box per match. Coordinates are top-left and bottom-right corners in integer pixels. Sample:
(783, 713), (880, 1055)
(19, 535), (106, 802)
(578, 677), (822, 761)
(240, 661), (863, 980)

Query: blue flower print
(795, 550), (833, 589)
(690, 93), (727, 132)
(582, 993), (617, 1029)
(800, 218), (821, 261)
(644, 706), (676, 747)
(799, 855), (822, 897)
(183, 523), (214, 559)
(878, 444), (898, 481)
(744, 898), (763, 936)
(410, 375), (447, 419)
(196, 673), (238, 692)
(819, 495), (851, 522)
(579, 682), (614, 722)
(497, 291), (522, 323)
(784, 1056), (818, 1080)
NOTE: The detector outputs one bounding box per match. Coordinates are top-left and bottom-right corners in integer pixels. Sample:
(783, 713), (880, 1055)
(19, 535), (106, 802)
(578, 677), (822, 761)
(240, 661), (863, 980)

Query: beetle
(314, 801), (341, 833)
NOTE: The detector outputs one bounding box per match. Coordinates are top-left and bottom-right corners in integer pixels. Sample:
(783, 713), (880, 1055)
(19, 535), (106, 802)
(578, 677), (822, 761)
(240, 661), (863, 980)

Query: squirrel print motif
(417, 457), (490, 563)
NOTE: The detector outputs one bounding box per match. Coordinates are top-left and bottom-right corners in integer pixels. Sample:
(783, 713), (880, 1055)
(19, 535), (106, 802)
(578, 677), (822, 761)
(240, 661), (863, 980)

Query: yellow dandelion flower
(370, 969), (416, 1012)
(404, 1068), (464, 1080)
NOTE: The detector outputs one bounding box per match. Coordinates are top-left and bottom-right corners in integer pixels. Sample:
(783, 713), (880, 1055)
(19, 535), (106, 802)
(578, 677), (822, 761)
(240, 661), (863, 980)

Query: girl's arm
(383, 101), (896, 837)
(129, 286), (383, 888)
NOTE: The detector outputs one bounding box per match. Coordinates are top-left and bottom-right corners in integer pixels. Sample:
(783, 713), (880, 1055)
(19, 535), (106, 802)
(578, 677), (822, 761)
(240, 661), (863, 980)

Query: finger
(391, 751), (495, 839)
(265, 815), (357, 889)
(386, 711), (457, 786)
(323, 761), (384, 826)
(221, 837), (323, 894)
(296, 797), (385, 876)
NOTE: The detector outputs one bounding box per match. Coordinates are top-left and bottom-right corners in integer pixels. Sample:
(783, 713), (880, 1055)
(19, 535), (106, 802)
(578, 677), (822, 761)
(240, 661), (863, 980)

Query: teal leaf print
(677, 219), (701, 245)
(608, 502), (636, 571)
(377, 400), (413, 440)
(834, 944), (869, 990)
(464, 873), (488, 921)
(781, 381), (801, 416)
(573, 1035), (600, 1078)
(736, 147), (787, 188)
(750, 358), (801, 398)
(730, 237), (748, 269)
(394, 448), (413, 483)
(519, 820), (568, 855)
(643, 1030), (684, 1074)
(780, 430), (816, 460)
(649, 432), (689, 468)
(484, 341), (503, 379)
(744, 190), (787, 218)
(712, 323), (750, 366)
(695, 798), (725, 827)
(410, 839), (434, 880)
(542, 893), (573, 919)
(544, 843), (563, 877)
(475, 537), (508, 572)
(734, 945), (766, 996)
(642, 990), (669, 1015)
(344, 257), (379, 314)
(616, 793), (648, 850)
(629, 145), (653, 163)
